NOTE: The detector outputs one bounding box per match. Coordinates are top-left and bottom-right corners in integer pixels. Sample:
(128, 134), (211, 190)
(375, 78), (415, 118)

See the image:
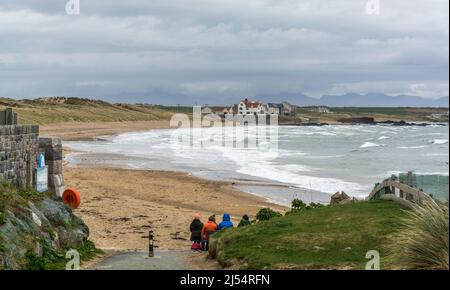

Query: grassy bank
(209, 200), (408, 269)
(1, 97), (173, 125)
(2, 97), (447, 126)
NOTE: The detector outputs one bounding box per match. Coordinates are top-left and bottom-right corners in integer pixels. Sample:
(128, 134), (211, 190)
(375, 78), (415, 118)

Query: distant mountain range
(255, 93), (449, 108)
(4, 92), (449, 107)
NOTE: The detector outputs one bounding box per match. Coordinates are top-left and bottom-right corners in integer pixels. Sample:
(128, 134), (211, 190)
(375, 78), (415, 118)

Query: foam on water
(398, 145), (429, 149)
(65, 124), (449, 201)
(432, 139), (449, 145)
(360, 142), (384, 148)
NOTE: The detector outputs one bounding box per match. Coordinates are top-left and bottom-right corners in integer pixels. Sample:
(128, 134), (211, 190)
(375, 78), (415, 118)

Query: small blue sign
(36, 166), (48, 193)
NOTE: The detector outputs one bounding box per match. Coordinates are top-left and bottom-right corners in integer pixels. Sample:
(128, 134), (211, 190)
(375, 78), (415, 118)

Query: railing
(367, 176), (433, 205)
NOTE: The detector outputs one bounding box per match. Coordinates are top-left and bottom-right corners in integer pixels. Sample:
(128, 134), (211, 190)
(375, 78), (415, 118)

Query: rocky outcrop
(0, 195), (89, 270)
(338, 117), (376, 124)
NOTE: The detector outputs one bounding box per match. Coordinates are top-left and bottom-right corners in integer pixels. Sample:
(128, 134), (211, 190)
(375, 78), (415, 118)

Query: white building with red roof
(237, 98), (267, 115)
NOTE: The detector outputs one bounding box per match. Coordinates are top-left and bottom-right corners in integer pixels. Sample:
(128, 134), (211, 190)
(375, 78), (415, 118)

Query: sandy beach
(65, 167), (286, 251)
(43, 121), (287, 251)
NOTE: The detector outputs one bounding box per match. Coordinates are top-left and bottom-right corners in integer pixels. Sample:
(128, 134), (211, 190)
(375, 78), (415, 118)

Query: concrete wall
(0, 125), (40, 188)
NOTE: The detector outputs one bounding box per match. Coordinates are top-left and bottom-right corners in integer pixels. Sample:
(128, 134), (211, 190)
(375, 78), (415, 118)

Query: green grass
(0, 182), (47, 217)
(155, 105), (194, 115)
(209, 200), (408, 269)
(26, 240), (103, 270)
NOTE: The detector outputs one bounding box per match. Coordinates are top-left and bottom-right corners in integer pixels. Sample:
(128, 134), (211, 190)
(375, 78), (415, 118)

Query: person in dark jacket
(190, 213), (203, 243)
(218, 213), (234, 230)
(238, 214), (251, 227)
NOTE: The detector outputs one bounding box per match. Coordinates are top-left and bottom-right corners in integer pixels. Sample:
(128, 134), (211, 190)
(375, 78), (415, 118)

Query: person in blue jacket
(218, 213), (234, 230)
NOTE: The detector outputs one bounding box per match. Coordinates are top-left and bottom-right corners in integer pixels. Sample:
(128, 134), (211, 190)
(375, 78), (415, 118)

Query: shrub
(291, 199), (307, 210)
(309, 202), (325, 209)
(287, 199), (326, 215)
(389, 200), (449, 270)
(25, 245), (63, 270)
(256, 208), (282, 221)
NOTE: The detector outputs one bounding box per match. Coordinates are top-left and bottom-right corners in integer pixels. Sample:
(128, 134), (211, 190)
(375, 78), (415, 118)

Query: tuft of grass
(0, 182), (49, 212)
(77, 240), (104, 262)
(25, 240), (103, 270)
(26, 245), (65, 270)
(389, 200), (449, 270)
(209, 200), (408, 269)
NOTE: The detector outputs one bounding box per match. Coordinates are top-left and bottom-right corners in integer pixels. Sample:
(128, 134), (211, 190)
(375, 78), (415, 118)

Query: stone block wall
(0, 108), (19, 126)
(38, 137), (65, 197)
(0, 125), (40, 188)
(1, 108), (66, 195)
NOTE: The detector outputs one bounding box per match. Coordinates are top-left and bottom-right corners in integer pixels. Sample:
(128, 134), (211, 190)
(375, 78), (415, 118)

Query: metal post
(148, 230), (154, 258)
(141, 230), (155, 258)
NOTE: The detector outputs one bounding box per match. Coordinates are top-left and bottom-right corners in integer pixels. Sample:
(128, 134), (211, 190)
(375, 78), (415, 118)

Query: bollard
(149, 230), (154, 257)
(142, 230), (155, 257)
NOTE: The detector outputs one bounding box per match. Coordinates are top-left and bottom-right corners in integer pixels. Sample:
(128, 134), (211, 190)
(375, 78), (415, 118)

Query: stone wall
(0, 108), (18, 126)
(38, 137), (65, 196)
(0, 107), (66, 195)
(0, 125), (40, 188)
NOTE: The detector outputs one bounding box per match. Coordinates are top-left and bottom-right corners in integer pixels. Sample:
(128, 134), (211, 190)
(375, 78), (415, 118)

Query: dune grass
(388, 200), (449, 270)
(1, 97), (173, 125)
(209, 200), (408, 269)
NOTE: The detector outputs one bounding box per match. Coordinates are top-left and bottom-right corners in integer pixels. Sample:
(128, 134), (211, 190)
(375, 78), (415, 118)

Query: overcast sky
(0, 0), (448, 105)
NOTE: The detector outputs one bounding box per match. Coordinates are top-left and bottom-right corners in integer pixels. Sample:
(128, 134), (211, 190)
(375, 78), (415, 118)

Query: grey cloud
(0, 0), (448, 104)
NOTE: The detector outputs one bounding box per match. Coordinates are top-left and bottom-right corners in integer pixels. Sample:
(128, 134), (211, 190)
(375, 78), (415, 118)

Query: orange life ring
(62, 188), (81, 209)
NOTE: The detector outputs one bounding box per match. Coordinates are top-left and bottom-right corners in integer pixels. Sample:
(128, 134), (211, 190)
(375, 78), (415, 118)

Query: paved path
(90, 250), (193, 270)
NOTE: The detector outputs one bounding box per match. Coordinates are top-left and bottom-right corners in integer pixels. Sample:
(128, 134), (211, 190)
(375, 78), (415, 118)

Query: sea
(65, 124), (449, 206)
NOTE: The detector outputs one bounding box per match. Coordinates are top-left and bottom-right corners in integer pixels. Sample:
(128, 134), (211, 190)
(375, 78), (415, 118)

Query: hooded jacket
(218, 213), (234, 230)
(238, 215), (251, 227)
(190, 219), (203, 241)
(202, 220), (218, 240)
